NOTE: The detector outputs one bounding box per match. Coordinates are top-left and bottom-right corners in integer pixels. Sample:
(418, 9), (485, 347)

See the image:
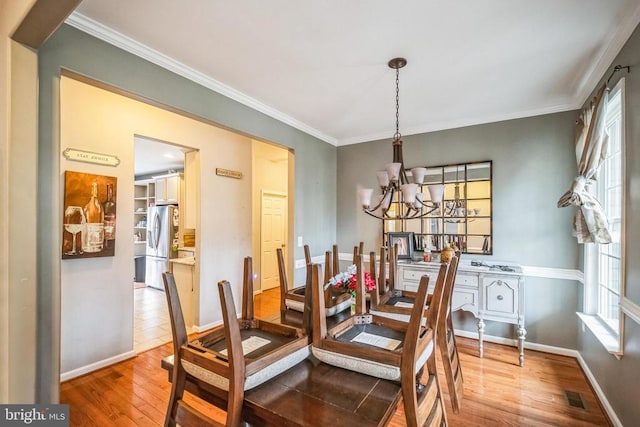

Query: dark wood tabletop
(161, 353), (401, 426)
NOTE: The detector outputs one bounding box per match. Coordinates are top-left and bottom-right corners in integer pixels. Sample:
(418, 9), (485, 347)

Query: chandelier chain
(394, 67), (401, 140)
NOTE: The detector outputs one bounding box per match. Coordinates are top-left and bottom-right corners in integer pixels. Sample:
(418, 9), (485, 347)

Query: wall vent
(563, 390), (587, 410)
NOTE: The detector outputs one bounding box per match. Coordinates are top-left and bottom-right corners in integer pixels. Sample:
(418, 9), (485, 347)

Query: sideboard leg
(517, 322), (526, 367)
(477, 319), (485, 358)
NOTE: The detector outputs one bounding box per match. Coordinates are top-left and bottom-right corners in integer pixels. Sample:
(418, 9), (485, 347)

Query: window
(579, 78), (625, 356)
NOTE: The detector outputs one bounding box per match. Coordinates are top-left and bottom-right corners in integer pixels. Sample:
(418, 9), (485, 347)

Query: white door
(261, 192), (287, 290)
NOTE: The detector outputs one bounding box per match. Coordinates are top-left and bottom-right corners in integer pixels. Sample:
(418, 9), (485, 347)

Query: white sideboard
(397, 261), (526, 366)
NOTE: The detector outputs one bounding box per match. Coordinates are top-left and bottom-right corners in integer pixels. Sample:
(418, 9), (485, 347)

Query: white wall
(0, 0), (39, 402)
(60, 76), (252, 375)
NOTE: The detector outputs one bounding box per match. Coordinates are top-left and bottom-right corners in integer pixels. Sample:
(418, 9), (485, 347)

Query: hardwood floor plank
(60, 288), (611, 426)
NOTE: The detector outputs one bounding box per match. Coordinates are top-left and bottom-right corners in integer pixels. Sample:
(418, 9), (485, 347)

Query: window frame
(579, 77), (626, 357)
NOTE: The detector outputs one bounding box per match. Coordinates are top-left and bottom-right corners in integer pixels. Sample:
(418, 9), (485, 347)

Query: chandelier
(358, 58), (444, 220)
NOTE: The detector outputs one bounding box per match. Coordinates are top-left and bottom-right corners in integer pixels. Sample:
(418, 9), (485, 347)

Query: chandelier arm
(362, 209), (386, 220)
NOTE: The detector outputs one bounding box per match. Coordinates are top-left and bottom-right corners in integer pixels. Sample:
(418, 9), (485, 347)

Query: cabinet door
(482, 277), (518, 316)
(155, 177), (167, 204)
(166, 175), (180, 203)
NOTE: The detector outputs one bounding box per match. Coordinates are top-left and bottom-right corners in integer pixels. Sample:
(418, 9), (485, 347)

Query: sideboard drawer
(452, 289), (478, 313)
(403, 268), (438, 283)
(455, 273), (478, 288)
(403, 268), (424, 281)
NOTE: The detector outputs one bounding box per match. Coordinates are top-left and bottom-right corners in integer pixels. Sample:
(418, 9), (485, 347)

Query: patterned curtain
(557, 85), (612, 244)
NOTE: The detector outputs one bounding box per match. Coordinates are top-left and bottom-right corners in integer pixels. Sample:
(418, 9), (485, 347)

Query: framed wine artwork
(62, 171), (117, 259)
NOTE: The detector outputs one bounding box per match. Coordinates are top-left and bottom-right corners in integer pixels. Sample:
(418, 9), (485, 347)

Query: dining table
(161, 309), (402, 426)
(161, 353), (401, 426)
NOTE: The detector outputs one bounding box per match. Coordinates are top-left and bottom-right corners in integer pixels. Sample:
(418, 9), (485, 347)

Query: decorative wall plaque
(216, 168), (243, 179)
(63, 148), (120, 167)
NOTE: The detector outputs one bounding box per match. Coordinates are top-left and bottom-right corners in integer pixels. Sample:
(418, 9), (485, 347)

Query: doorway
(134, 135), (196, 353)
(251, 140), (292, 301)
(260, 192), (288, 290)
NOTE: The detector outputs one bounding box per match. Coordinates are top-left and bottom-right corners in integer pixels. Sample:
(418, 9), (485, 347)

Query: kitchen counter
(170, 256), (195, 266)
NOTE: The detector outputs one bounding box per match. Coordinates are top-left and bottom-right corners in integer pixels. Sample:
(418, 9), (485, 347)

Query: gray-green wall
(337, 112), (582, 345)
(37, 24), (336, 400)
(577, 23), (640, 426)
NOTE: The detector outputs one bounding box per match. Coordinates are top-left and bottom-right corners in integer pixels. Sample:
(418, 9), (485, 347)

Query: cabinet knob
(497, 295), (504, 301)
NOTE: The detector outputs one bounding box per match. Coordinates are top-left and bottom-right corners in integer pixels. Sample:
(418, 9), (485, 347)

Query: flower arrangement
(325, 264), (376, 298)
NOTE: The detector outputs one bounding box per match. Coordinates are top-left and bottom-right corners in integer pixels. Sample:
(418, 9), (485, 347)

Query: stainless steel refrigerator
(145, 205), (179, 290)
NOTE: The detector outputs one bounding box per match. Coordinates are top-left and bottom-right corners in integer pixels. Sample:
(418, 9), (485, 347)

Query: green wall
(337, 111), (582, 346)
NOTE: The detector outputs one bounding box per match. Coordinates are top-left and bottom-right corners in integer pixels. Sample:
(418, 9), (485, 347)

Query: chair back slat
(304, 244), (311, 265)
(242, 256), (254, 321)
(276, 248), (288, 312)
(369, 251), (379, 307)
(388, 243), (398, 291)
(311, 263), (327, 347)
(332, 244), (339, 276)
(324, 251), (332, 285)
(378, 246), (387, 294)
(355, 254), (366, 315)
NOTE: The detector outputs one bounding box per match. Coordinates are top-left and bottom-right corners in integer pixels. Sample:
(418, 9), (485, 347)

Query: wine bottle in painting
(103, 183), (116, 248)
(82, 181), (104, 253)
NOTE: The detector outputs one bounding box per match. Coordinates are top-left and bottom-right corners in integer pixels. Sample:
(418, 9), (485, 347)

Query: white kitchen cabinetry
(154, 173), (183, 205)
(133, 179), (155, 256)
(169, 258), (195, 328)
(397, 261), (526, 366)
(184, 151), (200, 230)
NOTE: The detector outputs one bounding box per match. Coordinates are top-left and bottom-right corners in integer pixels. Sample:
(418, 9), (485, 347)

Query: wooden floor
(60, 288), (611, 426)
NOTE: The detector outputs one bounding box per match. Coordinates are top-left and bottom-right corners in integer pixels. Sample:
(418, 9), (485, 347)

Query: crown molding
(337, 101), (576, 146)
(64, 12), (338, 146)
(572, 2), (640, 107)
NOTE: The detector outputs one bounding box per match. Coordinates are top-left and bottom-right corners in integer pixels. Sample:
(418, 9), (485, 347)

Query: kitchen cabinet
(184, 151), (200, 229)
(133, 179), (155, 256)
(154, 173), (183, 205)
(397, 260), (525, 366)
(170, 258), (195, 328)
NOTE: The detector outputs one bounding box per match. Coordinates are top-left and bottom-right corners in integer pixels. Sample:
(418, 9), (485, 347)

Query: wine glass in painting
(64, 206), (86, 255)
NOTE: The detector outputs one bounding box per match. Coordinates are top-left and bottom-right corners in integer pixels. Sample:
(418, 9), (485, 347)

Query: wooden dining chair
(163, 272), (238, 426)
(370, 249), (464, 414)
(277, 245), (310, 313)
(311, 254), (451, 427)
(163, 257), (311, 427)
(277, 246), (351, 316)
(437, 254), (464, 413)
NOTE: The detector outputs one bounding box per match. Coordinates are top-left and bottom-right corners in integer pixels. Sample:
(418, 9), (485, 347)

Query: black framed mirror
(382, 160), (493, 255)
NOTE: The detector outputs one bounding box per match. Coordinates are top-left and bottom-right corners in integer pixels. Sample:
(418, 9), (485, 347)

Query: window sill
(577, 312), (622, 358)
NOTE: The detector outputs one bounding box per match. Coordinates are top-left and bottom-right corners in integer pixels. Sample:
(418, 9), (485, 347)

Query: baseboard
(454, 329), (621, 426)
(576, 353), (623, 427)
(453, 329), (578, 357)
(193, 319), (222, 333)
(60, 350), (137, 382)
